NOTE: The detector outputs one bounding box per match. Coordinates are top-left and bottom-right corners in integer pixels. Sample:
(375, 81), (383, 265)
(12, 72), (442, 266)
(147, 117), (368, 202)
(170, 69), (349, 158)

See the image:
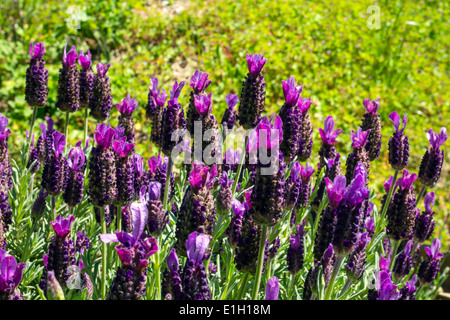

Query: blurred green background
(0, 0), (448, 246)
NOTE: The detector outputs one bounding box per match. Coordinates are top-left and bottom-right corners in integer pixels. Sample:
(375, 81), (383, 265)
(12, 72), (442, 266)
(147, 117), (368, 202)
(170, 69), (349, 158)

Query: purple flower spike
(113, 137), (134, 158)
(30, 42), (45, 59)
(265, 276), (279, 300)
(389, 112), (407, 135)
(116, 93), (138, 115)
(397, 169), (417, 191)
(50, 214), (75, 238)
(186, 232), (210, 264)
(282, 76), (303, 107)
(78, 50), (92, 70)
(254, 115), (284, 150)
(194, 93), (213, 116)
(97, 63), (110, 78)
(427, 127), (448, 149)
(188, 162), (218, 190)
(52, 131), (65, 158)
(190, 70), (212, 93)
(67, 147), (85, 172)
(351, 127), (370, 148)
(167, 249), (179, 273)
(246, 53), (267, 76)
(324, 175), (347, 208)
(225, 94), (239, 110)
(94, 123), (116, 150)
(319, 116), (343, 145)
(424, 192), (435, 214)
(363, 98), (380, 115)
(62, 44), (78, 67)
(300, 162), (315, 181)
(425, 238), (444, 260)
(297, 97), (312, 114)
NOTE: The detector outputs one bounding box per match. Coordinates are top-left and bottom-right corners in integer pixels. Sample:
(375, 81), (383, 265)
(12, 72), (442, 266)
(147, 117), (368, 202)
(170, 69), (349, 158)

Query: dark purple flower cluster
(418, 128), (447, 187)
(101, 203), (158, 300)
(56, 44), (80, 112)
(221, 94), (239, 131)
(89, 63), (113, 121)
(25, 42), (48, 107)
(388, 112), (409, 170)
(163, 232), (211, 300)
(41, 131), (68, 196)
(175, 162), (217, 256)
(238, 54), (267, 129)
(287, 222), (306, 275)
(361, 98), (382, 161)
(63, 144), (85, 207)
(147, 77), (168, 149)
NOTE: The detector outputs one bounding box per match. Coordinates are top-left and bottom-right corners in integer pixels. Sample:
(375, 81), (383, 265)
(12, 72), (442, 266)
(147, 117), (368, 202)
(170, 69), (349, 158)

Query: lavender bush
(0, 44), (448, 301)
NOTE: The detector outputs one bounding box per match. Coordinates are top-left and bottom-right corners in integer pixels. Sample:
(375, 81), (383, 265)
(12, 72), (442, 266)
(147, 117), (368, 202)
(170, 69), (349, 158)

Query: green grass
(0, 0), (448, 247)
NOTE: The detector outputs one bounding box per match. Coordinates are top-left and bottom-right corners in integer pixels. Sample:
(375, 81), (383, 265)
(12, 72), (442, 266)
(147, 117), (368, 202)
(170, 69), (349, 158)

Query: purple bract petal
(282, 76), (303, 106)
(78, 50), (92, 70)
(50, 214), (75, 238)
(62, 44), (78, 67)
(363, 98), (380, 114)
(52, 131), (65, 158)
(194, 93), (213, 116)
(225, 94), (239, 110)
(190, 70), (212, 93)
(351, 127), (370, 148)
(246, 53), (267, 76)
(265, 276), (279, 300)
(427, 127), (448, 149)
(325, 175), (347, 208)
(96, 62), (110, 78)
(116, 93), (138, 115)
(29, 42), (45, 60)
(67, 146), (85, 172)
(319, 115), (343, 145)
(424, 192), (435, 214)
(186, 232), (210, 264)
(167, 249), (179, 273)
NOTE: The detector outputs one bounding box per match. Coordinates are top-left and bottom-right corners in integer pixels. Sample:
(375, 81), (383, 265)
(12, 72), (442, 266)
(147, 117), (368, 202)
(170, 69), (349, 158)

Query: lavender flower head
(101, 202), (158, 300)
(265, 277), (279, 300)
(419, 127), (447, 187)
(418, 237), (444, 286)
(217, 171), (234, 216)
(89, 62), (113, 121)
(393, 240), (413, 280)
(414, 191), (436, 243)
(0, 114), (12, 190)
(388, 112), (409, 170)
(88, 123), (117, 207)
(41, 131), (67, 196)
(26, 42), (48, 107)
(78, 50), (94, 109)
(287, 221), (306, 275)
(279, 76), (303, 161)
(400, 274), (417, 300)
(51, 214), (75, 238)
(56, 44), (80, 112)
(238, 53), (267, 129)
(221, 94), (239, 130)
(181, 232), (211, 300)
(140, 182), (167, 237)
(161, 81), (187, 156)
(387, 169), (417, 241)
(227, 199), (246, 248)
(113, 137), (135, 206)
(147, 77), (168, 117)
(63, 145), (86, 207)
(361, 98), (382, 161)
(346, 232), (370, 281)
(345, 127), (370, 186)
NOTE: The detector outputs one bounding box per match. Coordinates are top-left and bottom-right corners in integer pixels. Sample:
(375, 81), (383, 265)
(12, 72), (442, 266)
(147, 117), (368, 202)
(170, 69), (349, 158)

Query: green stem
(288, 273), (295, 300)
(101, 206), (107, 300)
(416, 185), (426, 205)
(232, 135), (248, 196)
(338, 278), (353, 299)
(163, 157), (173, 211)
(389, 239), (400, 271)
(84, 107), (89, 146)
(154, 236), (161, 300)
(117, 205), (122, 232)
(324, 254), (345, 300)
(64, 111), (69, 153)
(380, 170), (399, 223)
(27, 107), (38, 146)
(236, 273), (250, 300)
(251, 224), (268, 300)
(51, 196), (56, 222)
